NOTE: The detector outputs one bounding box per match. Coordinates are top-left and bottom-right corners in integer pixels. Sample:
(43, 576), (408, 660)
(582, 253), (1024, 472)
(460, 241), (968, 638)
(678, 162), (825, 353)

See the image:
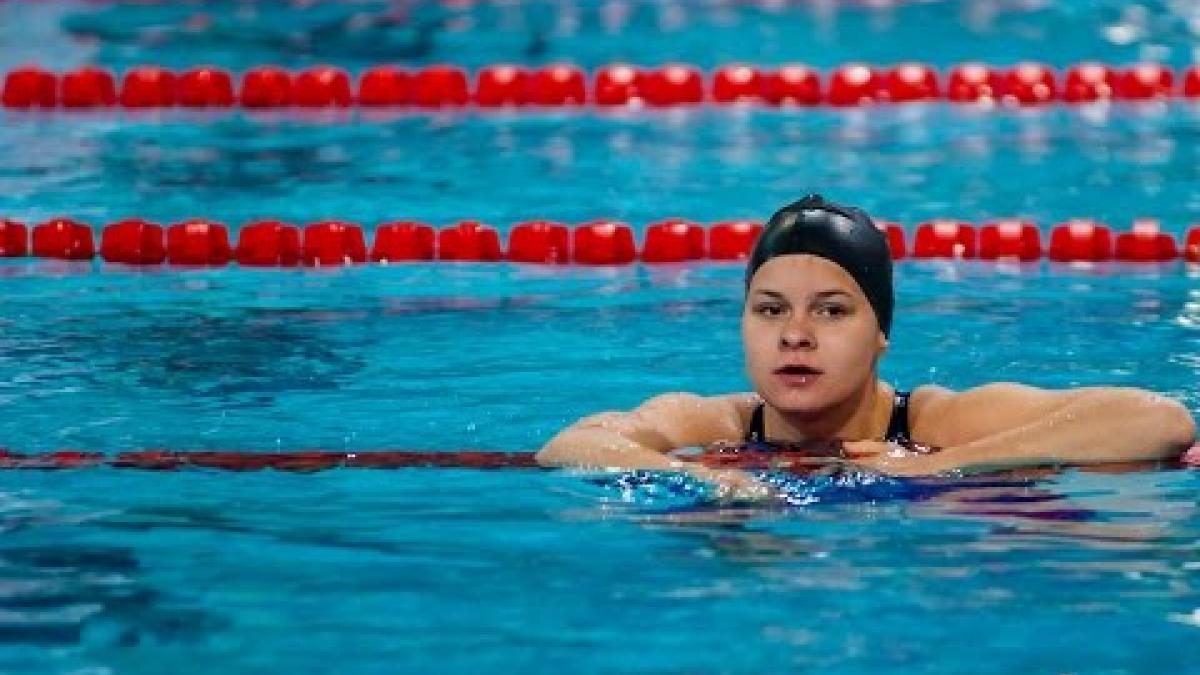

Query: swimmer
(537, 194), (1196, 498)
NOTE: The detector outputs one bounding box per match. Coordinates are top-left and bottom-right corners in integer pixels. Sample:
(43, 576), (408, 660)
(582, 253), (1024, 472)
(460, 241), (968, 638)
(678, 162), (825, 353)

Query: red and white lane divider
(1, 62), (1196, 109)
(0, 216), (1197, 265)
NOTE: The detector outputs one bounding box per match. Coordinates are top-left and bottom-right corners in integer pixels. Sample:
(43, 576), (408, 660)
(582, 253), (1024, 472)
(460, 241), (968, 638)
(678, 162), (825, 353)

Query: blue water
(6, 106), (1200, 232)
(1, 1), (1200, 673)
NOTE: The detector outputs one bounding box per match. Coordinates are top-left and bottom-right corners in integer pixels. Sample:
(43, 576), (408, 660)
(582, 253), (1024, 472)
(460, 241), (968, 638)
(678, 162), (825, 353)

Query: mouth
(773, 364), (824, 388)
(774, 364), (823, 376)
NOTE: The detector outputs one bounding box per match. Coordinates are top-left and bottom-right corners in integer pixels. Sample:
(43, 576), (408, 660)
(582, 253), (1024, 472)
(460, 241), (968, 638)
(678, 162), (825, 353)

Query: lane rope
(0, 216), (1195, 265)
(0, 446), (1195, 472)
(0, 449), (542, 471)
(2, 62), (1195, 110)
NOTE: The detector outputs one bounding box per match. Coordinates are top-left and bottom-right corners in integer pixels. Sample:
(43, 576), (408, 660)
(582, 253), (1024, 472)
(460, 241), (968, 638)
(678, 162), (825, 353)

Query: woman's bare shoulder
(722, 392), (763, 433)
(907, 384), (956, 443)
(909, 384), (955, 412)
(624, 391), (760, 447)
(906, 382), (1076, 446)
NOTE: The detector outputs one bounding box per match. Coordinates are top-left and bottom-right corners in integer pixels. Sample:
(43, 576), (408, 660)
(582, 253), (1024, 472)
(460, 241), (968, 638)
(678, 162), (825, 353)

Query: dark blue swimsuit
(745, 391), (912, 445)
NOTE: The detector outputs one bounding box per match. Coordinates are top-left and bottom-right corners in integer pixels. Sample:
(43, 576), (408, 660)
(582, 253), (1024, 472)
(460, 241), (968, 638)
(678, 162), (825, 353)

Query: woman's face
(742, 254), (887, 415)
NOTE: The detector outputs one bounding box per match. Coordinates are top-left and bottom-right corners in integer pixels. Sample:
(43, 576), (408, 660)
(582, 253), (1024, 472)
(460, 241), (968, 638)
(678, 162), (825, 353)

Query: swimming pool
(2, 0), (1200, 672)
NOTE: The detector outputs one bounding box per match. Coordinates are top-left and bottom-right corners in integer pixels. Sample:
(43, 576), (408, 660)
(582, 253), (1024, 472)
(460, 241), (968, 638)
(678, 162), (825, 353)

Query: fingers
(711, 470), (778, 503)
(843, 440), (942, 459)
(1183, 443), (1200, 466)
(841, 440), (891, 459)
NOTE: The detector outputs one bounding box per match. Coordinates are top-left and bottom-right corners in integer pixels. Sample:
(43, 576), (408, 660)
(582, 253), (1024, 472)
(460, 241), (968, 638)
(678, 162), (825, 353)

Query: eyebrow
(751, 289), (854, 301)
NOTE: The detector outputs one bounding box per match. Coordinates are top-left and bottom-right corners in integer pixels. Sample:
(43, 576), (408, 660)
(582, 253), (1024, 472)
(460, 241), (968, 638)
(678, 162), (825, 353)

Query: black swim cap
(745, 194), (894, 336)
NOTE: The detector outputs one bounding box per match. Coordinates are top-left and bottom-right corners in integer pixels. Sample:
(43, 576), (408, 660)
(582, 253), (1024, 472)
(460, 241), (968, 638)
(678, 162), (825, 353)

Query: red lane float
(2, 67), (57, 107)
(1004, 62), (1057, 106)
(62, 66), (117, 108)
(167, 219), (232, 265)
(886, 63), (939, 102)
(303, 220), (368, 266)
(1048, 219), (1114, 262)
(574, 220), (636, 264)
(508, 220), (570, 263)
(1115, 219), (1178, 262)
(32, 217), (95, 260)
(372, 221), (435, 262)
(712, 65), (764, 103)
(0, 218), (1197, 266)
(438, 220), (502, 261)
(120, 67), (178, 108)
(530, 64), (587, 106)
(979, 219), (1041, 261)
(709, 220), (762, 260)
(179, 67), (235, 107)
(913, 220), (976, 259)
(1185, 67), (1200, 98)
(763, 64), (822, 105)
(10, 62), (1200, 110)
(100, 218), (166, 264)
(412, 66), (470, 107)
(643, 64), (704, 106)
(828, 63), (881, 107)
(358, 66), (412, 106)
(878, 222), (908, 259)
(294, 66), (353, 107)
(1118, 64), (1173, 100)
(0, 219), (29, 257)
(1064, 63), (1116, 103)
(475, 65), (531, 107)
(240, 66), (293, 108)
(641, 219), (705, 262)
(947, 63), (1002, 103)
(235, 220), (301, 267)
(1186, 228), (1200, 263)
(594, 64), (644, 106)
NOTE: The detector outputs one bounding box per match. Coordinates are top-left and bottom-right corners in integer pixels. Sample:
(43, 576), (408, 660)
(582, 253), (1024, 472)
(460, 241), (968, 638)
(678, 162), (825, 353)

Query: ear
(876, 331), (889, 353)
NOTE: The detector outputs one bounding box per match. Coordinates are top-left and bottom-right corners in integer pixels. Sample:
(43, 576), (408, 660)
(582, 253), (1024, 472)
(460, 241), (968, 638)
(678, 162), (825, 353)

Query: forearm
(537, 427), (723, 481)
(941, 393), (1195, 470)
(536, 427), (771, 498)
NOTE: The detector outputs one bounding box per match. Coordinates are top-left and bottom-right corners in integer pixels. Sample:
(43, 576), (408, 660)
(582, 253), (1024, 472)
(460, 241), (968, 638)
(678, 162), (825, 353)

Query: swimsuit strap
(884, 390), (912, 444)
(746, 402), (766, 443)
(746, 391), (912, 445)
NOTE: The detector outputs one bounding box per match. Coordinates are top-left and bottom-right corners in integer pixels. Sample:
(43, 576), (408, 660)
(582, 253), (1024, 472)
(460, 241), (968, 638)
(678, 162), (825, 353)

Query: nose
(779, 315), (816, 350)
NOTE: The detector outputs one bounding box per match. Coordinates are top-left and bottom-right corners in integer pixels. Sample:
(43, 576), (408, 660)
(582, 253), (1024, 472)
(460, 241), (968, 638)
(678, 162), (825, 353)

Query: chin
(762, 387), (839, 416)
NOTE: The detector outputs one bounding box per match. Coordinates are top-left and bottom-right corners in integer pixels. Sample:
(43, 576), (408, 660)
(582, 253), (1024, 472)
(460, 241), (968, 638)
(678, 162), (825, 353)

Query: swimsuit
(744, 391), (912, 445)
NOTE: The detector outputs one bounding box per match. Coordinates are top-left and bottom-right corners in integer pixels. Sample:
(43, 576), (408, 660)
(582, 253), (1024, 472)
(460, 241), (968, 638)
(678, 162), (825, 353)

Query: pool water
(1, 1), (1200, 673)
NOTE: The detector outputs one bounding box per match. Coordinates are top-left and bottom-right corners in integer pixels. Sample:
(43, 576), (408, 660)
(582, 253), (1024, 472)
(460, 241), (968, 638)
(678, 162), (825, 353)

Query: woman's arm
(536, 393), (773, 499)
(849, 383), (1196, 475)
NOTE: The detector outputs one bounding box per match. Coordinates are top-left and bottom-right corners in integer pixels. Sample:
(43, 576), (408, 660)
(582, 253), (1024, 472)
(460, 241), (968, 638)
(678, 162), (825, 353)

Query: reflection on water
(586, 462), (1198, 562)
(563, 462), (1200, 673)
(7, 106), (1200, 234)
(584, 465), (1200, 625)
(0, 495), (227, 651)
(39, 0), (1200, 71)
(0, 309), (366, 404)
(0, 544), (226, 647)
(0, 463), (1195, 672)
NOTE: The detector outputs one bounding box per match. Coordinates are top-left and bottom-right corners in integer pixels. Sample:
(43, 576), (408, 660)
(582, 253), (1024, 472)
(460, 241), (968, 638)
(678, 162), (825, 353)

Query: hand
(1184, 443), (1200, 467)
(842, 440), (956, 477)
(699, 466), (780, 503)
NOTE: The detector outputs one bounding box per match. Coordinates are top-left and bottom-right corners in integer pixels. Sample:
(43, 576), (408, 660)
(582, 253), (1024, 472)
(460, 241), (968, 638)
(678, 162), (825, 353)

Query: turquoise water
(1, 1), (1200, 673)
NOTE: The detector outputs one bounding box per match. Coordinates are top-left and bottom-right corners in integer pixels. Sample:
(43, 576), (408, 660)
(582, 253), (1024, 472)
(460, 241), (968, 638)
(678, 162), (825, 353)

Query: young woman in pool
(537, 194), (1196, 498)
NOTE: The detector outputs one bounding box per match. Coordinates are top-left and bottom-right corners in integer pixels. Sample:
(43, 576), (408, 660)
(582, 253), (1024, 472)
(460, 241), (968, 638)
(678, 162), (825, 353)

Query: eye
(814, 303), (851, 319)
(753, 303), (785, 317)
